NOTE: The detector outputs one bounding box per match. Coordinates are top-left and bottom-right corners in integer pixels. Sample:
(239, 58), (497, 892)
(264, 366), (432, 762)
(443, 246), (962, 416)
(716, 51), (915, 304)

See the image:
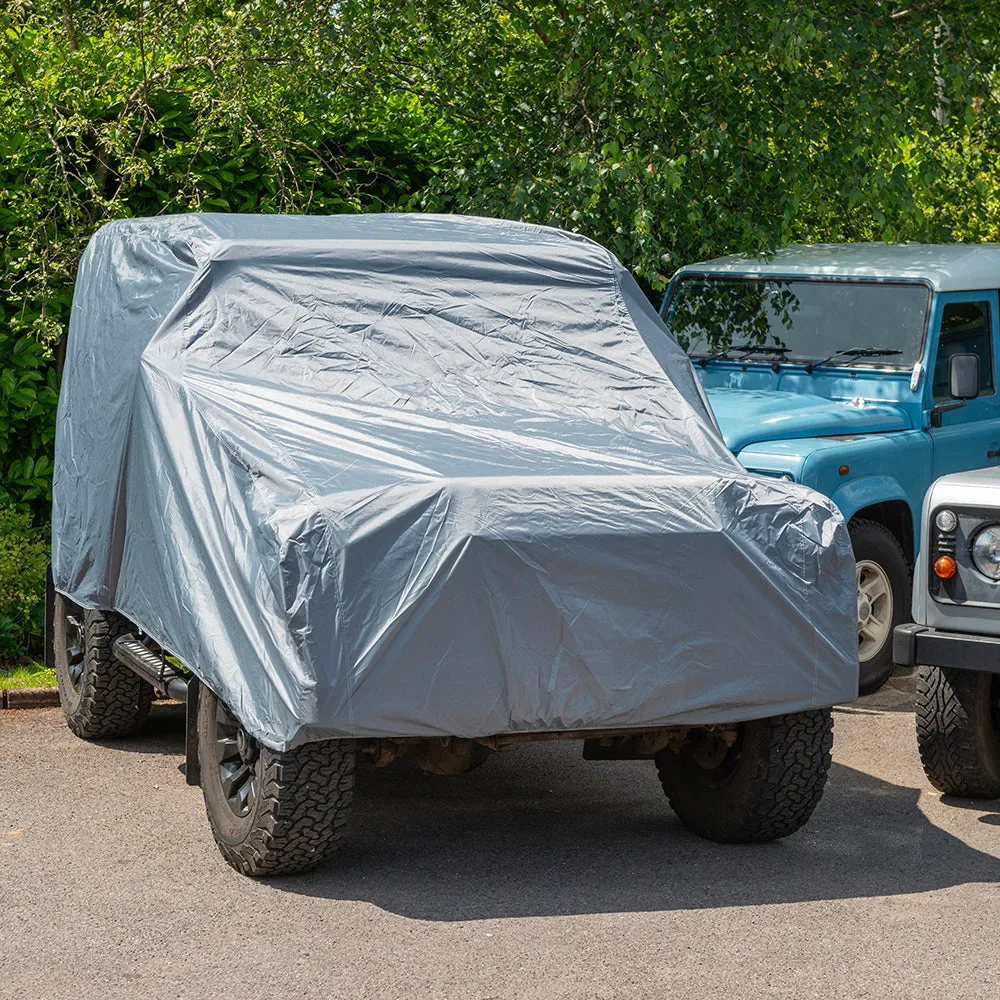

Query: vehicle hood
(706, 387), (912, 453)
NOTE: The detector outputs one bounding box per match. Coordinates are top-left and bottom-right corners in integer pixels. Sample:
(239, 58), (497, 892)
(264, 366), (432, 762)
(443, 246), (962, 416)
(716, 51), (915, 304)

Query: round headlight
(935, 509), (958, 533)
(972, 525), (1000, 580)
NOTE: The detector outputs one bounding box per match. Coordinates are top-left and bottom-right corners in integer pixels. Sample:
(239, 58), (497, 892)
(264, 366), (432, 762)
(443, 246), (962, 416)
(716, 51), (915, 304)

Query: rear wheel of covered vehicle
(198, 685), (355, 876)
(655, 709), (834, 843)
(851, 518), (910, 695)
(52, 593), (153, 739)
(915, 666), (1000, 798)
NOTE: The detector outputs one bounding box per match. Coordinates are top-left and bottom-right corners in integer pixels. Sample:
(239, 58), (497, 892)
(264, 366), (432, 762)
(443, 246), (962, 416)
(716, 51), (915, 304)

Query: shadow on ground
(112, 699), (1000, 920)
(835, 670), (917, 715)
(269, 751), (1000, 919)
(94, 700), (187, 758)
(939, 795), (1000, 826)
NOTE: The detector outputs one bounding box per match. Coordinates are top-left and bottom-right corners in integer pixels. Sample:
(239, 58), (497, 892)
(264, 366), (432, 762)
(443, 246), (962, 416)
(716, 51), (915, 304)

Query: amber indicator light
(934, 556), (958, 579)
(839, 465), (850, 476)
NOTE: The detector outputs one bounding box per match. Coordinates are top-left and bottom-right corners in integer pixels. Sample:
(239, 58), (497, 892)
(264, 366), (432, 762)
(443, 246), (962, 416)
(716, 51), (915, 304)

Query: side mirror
(950, 353), (980, 400)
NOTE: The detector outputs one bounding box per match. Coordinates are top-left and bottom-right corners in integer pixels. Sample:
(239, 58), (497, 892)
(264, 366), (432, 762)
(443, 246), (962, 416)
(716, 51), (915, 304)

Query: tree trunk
(62, 0), (79, 52)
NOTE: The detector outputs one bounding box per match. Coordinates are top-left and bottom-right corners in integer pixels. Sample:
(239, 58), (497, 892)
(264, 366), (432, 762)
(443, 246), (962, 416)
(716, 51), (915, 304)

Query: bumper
(893, 622), (1000, 675)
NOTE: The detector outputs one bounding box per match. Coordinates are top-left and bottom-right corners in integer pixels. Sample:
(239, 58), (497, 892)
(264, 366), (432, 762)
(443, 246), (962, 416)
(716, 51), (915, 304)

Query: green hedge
(0, 506), (47, 661)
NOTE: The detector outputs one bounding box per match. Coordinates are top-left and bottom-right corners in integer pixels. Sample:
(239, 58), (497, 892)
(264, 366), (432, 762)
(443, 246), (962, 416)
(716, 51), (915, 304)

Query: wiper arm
(696, 343), (791, 368)
(804, 347), (903, 374)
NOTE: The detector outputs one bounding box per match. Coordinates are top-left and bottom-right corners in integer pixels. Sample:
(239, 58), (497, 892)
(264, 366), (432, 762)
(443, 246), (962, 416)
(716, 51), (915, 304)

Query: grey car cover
(52, 213), (858, 749)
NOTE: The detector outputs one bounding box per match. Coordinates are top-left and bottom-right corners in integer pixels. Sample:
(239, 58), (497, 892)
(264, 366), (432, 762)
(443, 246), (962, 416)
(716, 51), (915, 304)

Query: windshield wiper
(804, 347), (903, 374)
(696, 343), (792, 368)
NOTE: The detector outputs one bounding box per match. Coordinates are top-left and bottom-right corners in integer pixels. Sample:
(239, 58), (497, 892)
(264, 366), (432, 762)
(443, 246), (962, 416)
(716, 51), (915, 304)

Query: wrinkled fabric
(53, 213), (858, 749)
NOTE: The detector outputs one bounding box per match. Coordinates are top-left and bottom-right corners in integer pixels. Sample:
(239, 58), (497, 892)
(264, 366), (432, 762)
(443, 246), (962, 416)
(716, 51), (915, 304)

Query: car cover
(52, 213), (858, 749)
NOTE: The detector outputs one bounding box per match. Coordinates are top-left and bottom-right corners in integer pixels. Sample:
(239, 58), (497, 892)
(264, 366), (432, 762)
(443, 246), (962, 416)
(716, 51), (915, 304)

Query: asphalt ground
(2, 673), (999, 1000)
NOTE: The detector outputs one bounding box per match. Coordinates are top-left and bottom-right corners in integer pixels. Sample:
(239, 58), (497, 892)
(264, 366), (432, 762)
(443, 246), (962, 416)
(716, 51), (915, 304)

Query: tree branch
(61, 0), (79, 51)
(496, 2), (555, 47)
(121, 56), (219, 110)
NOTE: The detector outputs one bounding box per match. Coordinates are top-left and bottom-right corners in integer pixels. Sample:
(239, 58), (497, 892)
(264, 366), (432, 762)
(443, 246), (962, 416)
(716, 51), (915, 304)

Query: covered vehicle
(51, 213), (858, 875)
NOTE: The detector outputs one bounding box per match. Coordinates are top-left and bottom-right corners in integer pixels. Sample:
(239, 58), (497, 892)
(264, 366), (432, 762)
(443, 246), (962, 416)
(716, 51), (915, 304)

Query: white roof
(676, 243), (1000, 292)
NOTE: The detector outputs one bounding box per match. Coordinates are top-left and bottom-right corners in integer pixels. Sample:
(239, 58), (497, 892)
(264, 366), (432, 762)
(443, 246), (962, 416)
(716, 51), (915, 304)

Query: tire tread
(200, 692), (355, 876)
(656, 709), (833, 843)
(915, 665), (1000, 798)
(58, 607), (153, 739)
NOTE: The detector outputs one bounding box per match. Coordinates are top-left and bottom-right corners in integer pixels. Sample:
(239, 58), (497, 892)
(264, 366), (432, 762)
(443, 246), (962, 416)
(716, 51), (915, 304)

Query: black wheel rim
(64, 612), (86, 692)
(210, 700), (259, 818)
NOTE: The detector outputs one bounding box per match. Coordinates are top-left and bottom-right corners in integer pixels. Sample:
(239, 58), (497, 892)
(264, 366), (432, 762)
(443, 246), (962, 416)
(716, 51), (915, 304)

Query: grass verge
(0, 662), (57, 690)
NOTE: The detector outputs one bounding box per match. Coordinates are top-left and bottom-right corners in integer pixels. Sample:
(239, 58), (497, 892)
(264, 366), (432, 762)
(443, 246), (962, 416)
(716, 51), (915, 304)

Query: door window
(932, 300), (995, 400)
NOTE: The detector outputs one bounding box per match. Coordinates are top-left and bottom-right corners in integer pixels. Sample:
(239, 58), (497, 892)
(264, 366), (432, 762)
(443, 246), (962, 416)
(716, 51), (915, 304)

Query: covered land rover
(663, 245), (1000, 693)
(51, 214), (857, 875)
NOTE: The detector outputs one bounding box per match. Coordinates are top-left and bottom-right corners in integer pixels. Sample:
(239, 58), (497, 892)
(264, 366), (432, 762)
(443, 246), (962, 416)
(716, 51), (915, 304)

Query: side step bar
(113, 635), (201, 786)
(113, 635), (188, 700)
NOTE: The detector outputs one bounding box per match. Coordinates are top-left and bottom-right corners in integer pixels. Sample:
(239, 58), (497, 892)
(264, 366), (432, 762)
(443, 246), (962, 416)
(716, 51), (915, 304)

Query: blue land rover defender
(662, 244), (1000, 691)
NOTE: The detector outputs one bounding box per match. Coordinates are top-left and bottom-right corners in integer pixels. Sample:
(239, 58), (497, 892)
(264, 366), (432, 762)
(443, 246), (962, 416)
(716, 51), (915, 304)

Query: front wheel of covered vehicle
(198, 686), (355, 876)
(655, 710), (834, 843)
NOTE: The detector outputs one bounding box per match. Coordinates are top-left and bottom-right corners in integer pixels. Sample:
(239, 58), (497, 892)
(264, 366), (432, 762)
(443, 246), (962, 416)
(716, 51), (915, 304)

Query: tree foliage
(3, 0), (1000, 511)
(340, 1), (1000, 289)
(0, 0), (446, 507)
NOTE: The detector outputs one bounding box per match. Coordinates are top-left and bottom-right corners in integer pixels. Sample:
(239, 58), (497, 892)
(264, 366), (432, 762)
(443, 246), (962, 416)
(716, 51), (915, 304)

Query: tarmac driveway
(2, 675), (998, 1000)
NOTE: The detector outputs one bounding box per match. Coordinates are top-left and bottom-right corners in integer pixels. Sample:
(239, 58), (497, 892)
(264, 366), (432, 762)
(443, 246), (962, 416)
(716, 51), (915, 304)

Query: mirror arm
(930, 399), (968, 428)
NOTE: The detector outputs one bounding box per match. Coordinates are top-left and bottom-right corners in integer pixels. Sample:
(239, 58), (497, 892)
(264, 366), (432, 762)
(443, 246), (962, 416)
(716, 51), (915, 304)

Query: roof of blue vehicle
(675, 243), (1000, 292)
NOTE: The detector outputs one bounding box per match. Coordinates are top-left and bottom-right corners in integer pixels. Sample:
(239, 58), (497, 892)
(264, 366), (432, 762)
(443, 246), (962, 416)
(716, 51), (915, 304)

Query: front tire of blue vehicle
(850, 518), (911, 695)
(655, 710), (834, 843)
(198, 685), (355, 876)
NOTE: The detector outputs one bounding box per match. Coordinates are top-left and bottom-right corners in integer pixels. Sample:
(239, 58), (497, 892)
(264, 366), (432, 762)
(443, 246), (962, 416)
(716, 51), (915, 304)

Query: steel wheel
(857, 558), (893, 662)
(207, 699), (260, 818)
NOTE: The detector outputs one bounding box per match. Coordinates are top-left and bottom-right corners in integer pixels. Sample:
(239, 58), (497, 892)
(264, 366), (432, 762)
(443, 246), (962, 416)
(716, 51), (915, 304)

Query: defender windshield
(665, 276), (930, 367)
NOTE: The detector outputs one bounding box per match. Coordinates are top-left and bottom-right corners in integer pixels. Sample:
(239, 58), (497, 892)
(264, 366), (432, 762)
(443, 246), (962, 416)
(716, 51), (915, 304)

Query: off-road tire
(655, 709), (834, 843)
(53, 594), (153, 739)
(198, 685), (355, 876)
(851, 518), (911, 695)
(915, 665), (1000, 798)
